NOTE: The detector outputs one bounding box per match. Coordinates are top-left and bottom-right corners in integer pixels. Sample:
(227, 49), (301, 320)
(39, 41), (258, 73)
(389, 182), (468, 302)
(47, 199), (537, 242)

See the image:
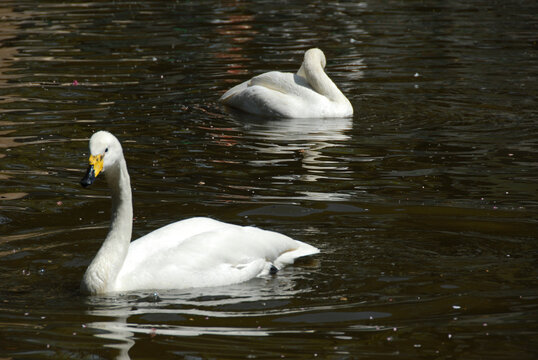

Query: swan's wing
(115, 222), (318, 291)
(219, 80), (250, 102)
(220, 72), (328, 118)
(122, 217), (235, 273)
(220, 72), (309, 103)
(118, 256), (269, 291)
(249, 71), (311, 95)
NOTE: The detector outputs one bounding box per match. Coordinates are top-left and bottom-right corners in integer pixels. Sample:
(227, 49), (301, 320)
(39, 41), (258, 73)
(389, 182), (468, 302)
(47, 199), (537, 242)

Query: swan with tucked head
(220, 48), (353, 118)
(79, 131), (319, 295)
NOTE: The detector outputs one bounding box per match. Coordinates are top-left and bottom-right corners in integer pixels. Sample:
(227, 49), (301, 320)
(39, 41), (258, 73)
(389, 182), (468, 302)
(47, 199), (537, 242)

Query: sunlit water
(1, 0), (537, 358)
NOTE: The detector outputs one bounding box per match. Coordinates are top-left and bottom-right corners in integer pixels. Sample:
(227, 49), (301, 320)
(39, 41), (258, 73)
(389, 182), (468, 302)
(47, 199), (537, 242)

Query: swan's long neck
(297, 50), (350, 105)
(81, 158), (132, 295)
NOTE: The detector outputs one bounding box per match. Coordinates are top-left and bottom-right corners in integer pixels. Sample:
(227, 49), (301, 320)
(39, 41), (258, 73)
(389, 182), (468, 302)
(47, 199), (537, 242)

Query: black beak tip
(80, 166), (96, 188)
(80, 178), (92, 188)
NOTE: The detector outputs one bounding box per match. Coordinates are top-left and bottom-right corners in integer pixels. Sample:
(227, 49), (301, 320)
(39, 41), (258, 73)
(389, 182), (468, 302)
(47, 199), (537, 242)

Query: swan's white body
(80, 131), (319, 295)
(220, 48), (353, 118)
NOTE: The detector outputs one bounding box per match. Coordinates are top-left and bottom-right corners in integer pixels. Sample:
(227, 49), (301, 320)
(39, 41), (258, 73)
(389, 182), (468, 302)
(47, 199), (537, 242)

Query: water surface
(0, 0), (537, 358)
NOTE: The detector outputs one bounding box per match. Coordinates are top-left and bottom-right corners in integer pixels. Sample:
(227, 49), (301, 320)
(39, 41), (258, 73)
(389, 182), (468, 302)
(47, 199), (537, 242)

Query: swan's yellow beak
(80, 154), (104, 188)
(89, 154), (104, 177)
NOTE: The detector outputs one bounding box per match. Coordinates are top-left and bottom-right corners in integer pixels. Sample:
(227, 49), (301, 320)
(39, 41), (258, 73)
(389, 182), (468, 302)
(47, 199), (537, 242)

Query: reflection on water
(242, 116), (353, 199)
(195, 114), (356, 203)
(0, 0), (537, 359)
(89, 277), (305, 319)
(86, 276), (313, 359)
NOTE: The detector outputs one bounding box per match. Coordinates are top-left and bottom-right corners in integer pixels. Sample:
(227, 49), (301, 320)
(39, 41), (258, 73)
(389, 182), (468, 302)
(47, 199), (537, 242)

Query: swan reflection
(235, 115), (353, 201)
(85, 275), (312, 359)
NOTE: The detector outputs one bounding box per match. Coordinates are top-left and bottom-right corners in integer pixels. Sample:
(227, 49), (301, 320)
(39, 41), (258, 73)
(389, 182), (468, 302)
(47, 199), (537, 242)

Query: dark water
(1, 0), (537, 358)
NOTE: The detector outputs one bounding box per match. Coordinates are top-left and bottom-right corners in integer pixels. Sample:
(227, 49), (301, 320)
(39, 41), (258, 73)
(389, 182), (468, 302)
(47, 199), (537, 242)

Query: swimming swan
(79, 131), (319, 295)
(219, 48), (353, 118)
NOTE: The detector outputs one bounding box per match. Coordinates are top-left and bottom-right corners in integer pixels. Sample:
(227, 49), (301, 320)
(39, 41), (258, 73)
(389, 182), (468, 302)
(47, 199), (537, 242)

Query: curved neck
(297, 51), (349, 104)
(81, 158), (132, 295)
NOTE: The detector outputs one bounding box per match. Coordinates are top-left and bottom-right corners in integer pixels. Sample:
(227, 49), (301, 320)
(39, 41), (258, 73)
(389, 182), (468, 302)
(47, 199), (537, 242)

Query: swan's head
(80, 131), (124, 188)
(305, 48), (326, 69)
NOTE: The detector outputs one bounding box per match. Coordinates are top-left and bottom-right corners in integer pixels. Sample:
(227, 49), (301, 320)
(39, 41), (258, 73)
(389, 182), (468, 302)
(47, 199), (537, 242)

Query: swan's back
(221, 73), (319, 118)
(115, 217), (319, 291)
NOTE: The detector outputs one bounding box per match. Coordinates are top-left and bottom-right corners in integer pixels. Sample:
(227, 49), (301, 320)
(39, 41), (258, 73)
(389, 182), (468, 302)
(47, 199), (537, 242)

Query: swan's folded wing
(248, 71), (311, 95)
(219, 80), (250, 102)
(274, 242), (320, 269)
(115, 224), (319, 291)
(121, 217), (239, 276)
(220, 71), (332, 117)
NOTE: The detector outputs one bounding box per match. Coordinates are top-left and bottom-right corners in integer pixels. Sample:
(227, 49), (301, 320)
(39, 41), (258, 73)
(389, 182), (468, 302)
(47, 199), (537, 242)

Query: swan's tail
(274, 241), (320, 269)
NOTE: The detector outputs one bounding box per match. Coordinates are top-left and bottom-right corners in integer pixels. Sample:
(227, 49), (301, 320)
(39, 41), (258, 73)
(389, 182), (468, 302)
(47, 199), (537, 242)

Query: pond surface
(1, 0), (537, 358)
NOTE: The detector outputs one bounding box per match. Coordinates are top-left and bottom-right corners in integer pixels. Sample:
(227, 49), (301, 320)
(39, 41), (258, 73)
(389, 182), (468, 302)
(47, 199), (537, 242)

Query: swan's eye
(105, 147), (109, 153)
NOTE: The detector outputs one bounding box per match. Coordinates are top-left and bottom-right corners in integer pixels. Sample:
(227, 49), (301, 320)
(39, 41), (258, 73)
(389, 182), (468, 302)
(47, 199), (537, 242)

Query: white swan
(79, 131), (319, 295)
(219, 48), (353, 118)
